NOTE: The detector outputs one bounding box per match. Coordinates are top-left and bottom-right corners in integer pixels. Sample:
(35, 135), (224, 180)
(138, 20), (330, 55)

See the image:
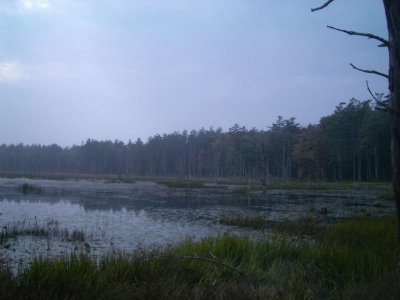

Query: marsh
(0, 177), (394, 269)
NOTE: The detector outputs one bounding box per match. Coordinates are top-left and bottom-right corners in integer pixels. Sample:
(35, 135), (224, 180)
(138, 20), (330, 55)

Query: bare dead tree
(312, 0), (400, 240)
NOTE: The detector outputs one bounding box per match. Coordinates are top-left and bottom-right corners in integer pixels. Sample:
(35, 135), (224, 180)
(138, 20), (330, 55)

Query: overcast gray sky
(0, 0), (388, 146)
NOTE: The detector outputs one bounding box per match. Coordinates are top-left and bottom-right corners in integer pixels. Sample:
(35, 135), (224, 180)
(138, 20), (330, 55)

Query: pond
(0, 178), (394, 269)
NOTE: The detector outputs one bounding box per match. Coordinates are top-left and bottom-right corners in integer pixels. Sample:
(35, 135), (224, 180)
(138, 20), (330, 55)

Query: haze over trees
(0, 99), (390, 182)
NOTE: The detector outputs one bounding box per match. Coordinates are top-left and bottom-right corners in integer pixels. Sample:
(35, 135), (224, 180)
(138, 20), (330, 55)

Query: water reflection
(0, 178), (395, 268)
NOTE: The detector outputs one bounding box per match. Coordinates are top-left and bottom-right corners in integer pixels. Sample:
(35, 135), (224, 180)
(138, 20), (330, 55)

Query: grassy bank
(1, 216), (399, 299)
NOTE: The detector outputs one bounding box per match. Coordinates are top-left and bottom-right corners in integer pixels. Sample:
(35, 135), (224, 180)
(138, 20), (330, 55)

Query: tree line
(0, 99), (391, 182)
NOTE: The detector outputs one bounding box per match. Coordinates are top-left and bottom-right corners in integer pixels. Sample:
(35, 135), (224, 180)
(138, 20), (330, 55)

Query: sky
(0, 0), (389, 146)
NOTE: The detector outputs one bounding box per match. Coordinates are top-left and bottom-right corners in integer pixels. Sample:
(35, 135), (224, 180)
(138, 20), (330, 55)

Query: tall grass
(0, 216), (399, 299)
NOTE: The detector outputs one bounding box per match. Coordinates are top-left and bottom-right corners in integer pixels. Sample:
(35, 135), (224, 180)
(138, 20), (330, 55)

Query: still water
(0, 178), (394, 268)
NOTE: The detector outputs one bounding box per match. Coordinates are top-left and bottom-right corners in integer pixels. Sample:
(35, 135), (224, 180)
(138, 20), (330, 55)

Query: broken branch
(327, 25), (389, 47)
(311, 0), (335, 12)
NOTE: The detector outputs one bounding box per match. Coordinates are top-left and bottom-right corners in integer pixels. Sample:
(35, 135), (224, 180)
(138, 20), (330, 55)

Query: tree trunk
(374, 146), (379, 179)
(338, 150), (343, 181)
(352, 136), (357, 182)
(383, 0), (400, 240)
(357, 143), (362, 182)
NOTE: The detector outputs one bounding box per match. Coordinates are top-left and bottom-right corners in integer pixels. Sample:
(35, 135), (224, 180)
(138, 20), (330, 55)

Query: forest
(0, 99), (391, 182)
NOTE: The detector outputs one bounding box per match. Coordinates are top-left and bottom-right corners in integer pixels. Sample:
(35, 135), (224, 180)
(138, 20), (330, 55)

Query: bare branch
(178, 255), (245, 275)
(350, 63), (389, 79)
(366, 81), (391, 111)
(327, 25), (389, 47)
(311, 0), (335, 12)
(209, 251), (219, 260)
(366, 81), (400, 115)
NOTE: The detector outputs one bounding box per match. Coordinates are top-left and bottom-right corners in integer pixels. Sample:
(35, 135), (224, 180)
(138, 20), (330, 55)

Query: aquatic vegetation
(155, 179), (205, 189)
(363, 208), (375, 217)
(18, 183), (43, 195)
(0, 219), (85, 246)
(70, 229), (85, 242)
(231, 186), (250, 195)
(377, 189), (394, 201)
(319, 206), (328, 214)
(219, 214), (266, 230)
(220, 214), (323, 237)
(0, 216), (398, 299)
(107, 175), (136, 184)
